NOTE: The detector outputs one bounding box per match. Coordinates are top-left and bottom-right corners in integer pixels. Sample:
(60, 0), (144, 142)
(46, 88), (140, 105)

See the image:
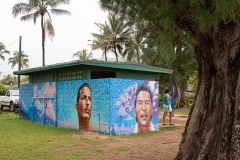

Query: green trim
(13, 60), (173, 75)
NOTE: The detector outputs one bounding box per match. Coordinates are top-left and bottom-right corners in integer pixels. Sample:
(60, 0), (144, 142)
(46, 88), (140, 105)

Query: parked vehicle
(0, 90), (19, 112)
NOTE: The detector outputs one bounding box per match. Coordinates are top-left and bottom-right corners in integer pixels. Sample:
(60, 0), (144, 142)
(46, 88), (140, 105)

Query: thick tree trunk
(176, 23), (240, 159)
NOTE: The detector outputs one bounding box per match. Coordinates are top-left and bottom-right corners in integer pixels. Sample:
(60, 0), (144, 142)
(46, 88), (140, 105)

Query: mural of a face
(135, 90), (153, 132)
(76, 84), (94, 130)
(77, 87), (92, 121)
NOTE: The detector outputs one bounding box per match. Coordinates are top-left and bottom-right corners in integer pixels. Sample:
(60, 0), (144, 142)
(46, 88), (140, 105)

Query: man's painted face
(76, 87), (92, 121)
(135, 91), (153, 127)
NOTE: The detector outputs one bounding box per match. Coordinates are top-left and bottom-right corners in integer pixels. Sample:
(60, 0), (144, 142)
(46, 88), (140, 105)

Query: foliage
(72, 49), (93, 60)
(20, 76), (29, 84)
(12, 0), (71, 66)
(91, 13), (131, 62)
(8, 51), (29, 69)
(91, 32), (112, 61)
(0, 74), (18, 85)
(122, 28), (146, 63)
(98, 0), (240, 158)
(0, 42), (10, 61)
(0, 83), (6, 89)
(187, 71), (198, 92)
(0, 83), (7, 95)
(185, 98), (194, 107)
(0, 89), (7, 95)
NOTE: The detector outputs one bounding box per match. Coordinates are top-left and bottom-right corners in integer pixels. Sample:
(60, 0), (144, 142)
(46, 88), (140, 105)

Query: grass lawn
(0, 112), (183, 160)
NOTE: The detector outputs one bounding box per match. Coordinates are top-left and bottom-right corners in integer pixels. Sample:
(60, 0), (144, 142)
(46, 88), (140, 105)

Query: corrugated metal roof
(13, 60), (173, 75)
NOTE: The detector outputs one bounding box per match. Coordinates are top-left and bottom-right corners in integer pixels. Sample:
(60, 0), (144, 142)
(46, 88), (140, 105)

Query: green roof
(13, 60), (173, 75)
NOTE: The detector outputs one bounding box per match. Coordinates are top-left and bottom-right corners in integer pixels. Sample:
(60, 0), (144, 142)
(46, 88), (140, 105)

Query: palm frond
(8, 51), (29, 69)
(50, 9), (71, 16)
(12, 3), (32, 17)
(46, 0), (70, 8)
(45, 19), (55, 40)
(20, 12), (38, 22)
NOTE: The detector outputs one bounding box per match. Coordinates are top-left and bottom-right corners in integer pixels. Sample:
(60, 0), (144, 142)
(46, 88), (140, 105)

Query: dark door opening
(91, 70), (117, 79)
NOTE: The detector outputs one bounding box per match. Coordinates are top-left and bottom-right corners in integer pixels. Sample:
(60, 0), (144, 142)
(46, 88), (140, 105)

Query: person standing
(76, 83), (94, 130)
(162, 89), (174, 125)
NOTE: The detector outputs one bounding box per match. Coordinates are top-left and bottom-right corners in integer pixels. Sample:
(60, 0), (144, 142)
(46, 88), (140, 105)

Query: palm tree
(93, 14), (131, 62)
(8, 51), (29, 69)
(91, 33), (112, 61)
(122, 31), (145, 63)
(73, 49), (93, 60)
(0, 42), (10, 61)
(12, 0), (71, 66)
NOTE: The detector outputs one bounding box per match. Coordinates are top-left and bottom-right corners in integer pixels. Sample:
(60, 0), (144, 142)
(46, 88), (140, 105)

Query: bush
(159, 95), (163, 108)
(0, 89), (7, 95)
(186, 97), (194, 106)
(179, 103), (185, 108)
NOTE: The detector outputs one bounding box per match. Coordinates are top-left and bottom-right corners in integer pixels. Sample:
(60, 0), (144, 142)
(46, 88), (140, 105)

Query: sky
(0, 0), (110, 79)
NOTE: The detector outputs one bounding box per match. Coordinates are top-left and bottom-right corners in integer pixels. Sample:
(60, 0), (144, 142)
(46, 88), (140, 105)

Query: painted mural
(109, 79), (159, 135)
(19, 78), (158, 135)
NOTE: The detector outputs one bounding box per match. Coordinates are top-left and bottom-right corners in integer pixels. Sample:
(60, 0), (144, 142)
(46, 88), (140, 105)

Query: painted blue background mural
(109, 79), (159, 135)
(19, 78), (158, 135)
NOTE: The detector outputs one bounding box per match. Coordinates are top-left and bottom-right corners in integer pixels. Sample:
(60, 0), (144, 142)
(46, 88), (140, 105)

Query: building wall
(19, 78), (158, 135)
(28, 67), (155, 83)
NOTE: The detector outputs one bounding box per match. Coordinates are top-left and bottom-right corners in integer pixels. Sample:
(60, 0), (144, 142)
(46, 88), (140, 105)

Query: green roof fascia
(13, 60), (173, 75)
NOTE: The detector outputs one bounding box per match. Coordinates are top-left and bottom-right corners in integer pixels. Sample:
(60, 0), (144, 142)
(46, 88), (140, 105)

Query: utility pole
(18, 36), (22, 89)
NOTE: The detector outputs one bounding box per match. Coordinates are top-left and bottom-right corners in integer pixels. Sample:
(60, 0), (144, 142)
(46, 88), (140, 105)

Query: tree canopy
(0, 42), (10, 61)
(91, 14), (131, 62)
(12, 0), (71, 66)
(99, 0), (240, 159)
(8, 51), (29, 69)
(0, 74), (17, 85)
(72, 49), (93, 60)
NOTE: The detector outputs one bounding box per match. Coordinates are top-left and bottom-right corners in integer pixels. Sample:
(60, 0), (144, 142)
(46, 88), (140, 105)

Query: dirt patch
(56, 109), (189, 160)
(56, 128), (184, 160)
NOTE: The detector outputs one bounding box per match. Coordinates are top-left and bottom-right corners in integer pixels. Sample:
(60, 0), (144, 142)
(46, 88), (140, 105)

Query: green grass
(0, 112), (183, 159)
(0, 112), (104, 160)
(115, 146), (128, 151)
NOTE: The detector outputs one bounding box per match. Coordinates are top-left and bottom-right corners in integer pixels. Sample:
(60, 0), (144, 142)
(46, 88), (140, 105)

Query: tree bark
(176, 23), (240, 159)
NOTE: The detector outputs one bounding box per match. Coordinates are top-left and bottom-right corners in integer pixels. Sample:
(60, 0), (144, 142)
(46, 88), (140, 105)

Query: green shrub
(0, 89), (7, 95)
(186, 97), (194, 106)
(179, 103), (185, 108)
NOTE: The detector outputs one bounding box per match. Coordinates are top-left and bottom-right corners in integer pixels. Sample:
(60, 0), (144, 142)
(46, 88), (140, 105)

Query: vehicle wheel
(10, 103), (15, 112)
(0, 103), (3, 111)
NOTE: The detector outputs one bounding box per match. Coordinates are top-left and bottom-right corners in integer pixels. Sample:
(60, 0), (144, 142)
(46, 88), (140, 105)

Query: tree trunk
(113, 43), (118, 62)
(175, 86), (181, 109)
(180, 87), (190, 108)
(176, 23), (240, 159)
(104, 49), (107, 61)
(41, 15), (45, 66)
(137, 48), (140, 63)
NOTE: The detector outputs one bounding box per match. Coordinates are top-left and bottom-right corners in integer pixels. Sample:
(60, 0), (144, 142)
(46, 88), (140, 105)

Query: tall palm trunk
(176, 23), (240, 159)
(113, 43), (118, 62)
(41, 15), (45, 66)
(136, 49), (140, 63)
(104, 49), (107, 61)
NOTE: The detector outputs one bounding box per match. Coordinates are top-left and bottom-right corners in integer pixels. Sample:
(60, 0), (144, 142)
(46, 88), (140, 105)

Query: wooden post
(18, 36), (22, 89)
